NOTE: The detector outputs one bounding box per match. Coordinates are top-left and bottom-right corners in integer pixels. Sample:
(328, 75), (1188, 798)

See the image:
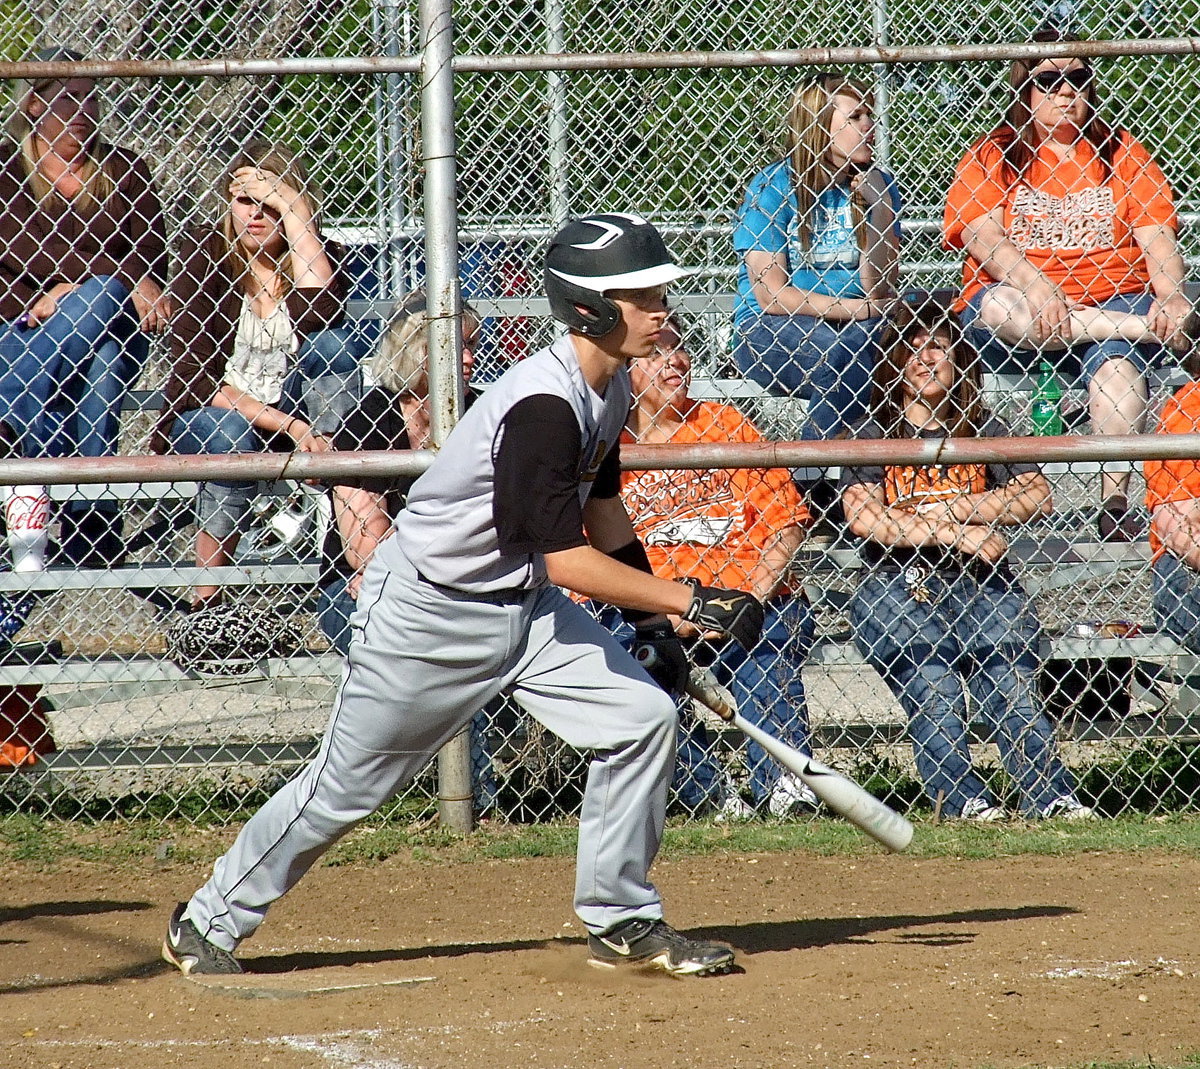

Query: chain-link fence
(3, 4), (1200, 825)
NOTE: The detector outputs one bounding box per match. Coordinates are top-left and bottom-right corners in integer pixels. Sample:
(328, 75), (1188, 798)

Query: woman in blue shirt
(733, 73), (901, 439)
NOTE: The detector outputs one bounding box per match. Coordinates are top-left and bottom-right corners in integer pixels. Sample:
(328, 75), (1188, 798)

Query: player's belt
(414, 569), (531, 605)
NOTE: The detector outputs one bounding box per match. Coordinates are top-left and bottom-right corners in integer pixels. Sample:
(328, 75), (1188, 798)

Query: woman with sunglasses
(0, 47), (172, 565)
(732, 72), (901, 441)
(944, 27), (1192, 541)
(153, 140), (360, 610)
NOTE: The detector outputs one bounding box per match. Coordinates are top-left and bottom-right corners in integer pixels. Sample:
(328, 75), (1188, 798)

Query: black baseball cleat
(587, 918), (736, 976)
(162, 903), (242, 975)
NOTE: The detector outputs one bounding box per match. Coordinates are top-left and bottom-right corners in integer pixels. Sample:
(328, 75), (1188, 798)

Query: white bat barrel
(732, 714), (914, 852)
(634, 645), (914, 852)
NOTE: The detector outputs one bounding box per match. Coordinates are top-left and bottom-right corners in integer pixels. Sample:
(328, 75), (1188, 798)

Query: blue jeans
(600, 595), (814, 810)
(318, 575), (499, 811)
(170, 327), (365, 539)
(732, 313), (885, 439)
(850, 567), (1075, 816)
(0, 275), (148, 460)
(960, 287), (1158, 382)
(1152, 553), (1200, 654)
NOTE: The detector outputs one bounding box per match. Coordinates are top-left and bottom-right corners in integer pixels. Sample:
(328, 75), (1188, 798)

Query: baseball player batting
(162, 213), (765, 979)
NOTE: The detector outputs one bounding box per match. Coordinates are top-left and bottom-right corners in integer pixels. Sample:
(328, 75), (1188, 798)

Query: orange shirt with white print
(944, 128), (1177, 312)
(619, 401), (810, 592)
(1145, 381), (1200, 561)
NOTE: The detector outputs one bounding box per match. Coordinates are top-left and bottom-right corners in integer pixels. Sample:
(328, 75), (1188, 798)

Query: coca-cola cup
(4, 485), (50, 573)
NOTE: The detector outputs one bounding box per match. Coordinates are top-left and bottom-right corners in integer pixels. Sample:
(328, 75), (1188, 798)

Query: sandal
(1097, 497), (1142, 542)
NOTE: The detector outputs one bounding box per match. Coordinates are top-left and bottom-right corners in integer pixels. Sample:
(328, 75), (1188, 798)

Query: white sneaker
(959, 796), (1007, 822)
(714, 792), (755, 823)
(1041, 795), (1096, 821)
(767, 773), (820, 818)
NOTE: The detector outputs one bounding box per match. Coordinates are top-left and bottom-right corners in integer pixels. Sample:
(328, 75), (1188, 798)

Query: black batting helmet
(543, 213), (690, 337)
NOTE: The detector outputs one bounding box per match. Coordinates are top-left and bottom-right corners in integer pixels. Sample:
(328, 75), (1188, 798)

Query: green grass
(5, 811), (1200, 872)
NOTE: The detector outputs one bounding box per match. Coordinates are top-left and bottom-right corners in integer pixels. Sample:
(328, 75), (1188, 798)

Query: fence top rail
(2, 38), (1199, 82)
(3, 433), (1200, 486)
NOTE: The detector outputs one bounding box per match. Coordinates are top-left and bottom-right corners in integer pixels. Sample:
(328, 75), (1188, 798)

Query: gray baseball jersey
(182, 336), (677, 950)
(384, 338), (629, 592)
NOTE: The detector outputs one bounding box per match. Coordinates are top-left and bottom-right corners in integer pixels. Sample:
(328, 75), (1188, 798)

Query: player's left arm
(546, 493), (692, 617)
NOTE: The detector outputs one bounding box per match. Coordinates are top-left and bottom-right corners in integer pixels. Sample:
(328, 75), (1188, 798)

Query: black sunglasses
(1029, 67), (1093, 94)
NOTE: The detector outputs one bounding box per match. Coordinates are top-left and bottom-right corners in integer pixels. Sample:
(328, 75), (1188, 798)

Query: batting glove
(682, 584), (765, 651)
(632, 620), (689, 695)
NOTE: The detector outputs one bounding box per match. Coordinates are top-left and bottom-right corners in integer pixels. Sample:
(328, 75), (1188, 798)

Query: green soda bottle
(1030, 360), (1064, 436)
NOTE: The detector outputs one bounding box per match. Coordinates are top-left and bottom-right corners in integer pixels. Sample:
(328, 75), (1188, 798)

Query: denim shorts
(1151, 552), (1200, 654)
(959, 285), (1159, 384)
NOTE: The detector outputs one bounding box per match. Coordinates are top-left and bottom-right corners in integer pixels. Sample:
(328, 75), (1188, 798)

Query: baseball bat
(635, 646), (914, 852)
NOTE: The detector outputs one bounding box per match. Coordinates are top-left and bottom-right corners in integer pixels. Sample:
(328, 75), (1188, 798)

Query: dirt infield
(3, 847), (1199, 1069)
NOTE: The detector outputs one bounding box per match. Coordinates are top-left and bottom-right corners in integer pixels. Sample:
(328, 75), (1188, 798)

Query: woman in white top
(153, 141), (358, 608)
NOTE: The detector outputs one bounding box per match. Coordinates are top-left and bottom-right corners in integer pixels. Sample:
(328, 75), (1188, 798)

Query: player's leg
(593, 600), (721, 814)
(168, 562), (511, 970)
(508, 589), (734, 975)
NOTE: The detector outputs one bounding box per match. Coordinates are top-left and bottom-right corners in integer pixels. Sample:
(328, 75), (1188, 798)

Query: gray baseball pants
(185, 549), (679, 951)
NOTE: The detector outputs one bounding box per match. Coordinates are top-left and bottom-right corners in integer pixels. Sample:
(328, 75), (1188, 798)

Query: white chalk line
(14, 1014), (559, 1068)
(1043, 956), (1188, 980)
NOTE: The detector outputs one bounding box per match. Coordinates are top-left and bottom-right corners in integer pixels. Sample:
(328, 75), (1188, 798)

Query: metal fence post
(419, 0), (474, 833)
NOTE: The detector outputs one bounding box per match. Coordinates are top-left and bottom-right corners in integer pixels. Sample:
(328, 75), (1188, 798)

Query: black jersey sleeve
(493, 394), (590, 556)
(588, 437), (622, 499)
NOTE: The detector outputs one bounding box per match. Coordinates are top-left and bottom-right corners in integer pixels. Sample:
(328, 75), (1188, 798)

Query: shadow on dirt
(704, 904), (1080, 954)
(0, 899), (152, 924)
(234, 904), (1080, 974)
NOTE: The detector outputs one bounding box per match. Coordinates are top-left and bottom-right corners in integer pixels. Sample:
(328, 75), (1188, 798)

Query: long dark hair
(997, 26), (1120, 182)
(871, 301), (988, 439)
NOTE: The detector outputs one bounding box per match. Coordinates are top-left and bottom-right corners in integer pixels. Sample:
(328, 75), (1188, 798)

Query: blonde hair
(370, 290), (481, 397)
(7, 50), (114, 214)
(218, 140), (322, 295)
(785, 73), (872, 253)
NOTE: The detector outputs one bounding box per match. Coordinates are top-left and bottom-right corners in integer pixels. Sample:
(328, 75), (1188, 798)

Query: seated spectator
(0, 47), (172, 565)
(0, 684), (55, 767)
(732, 72), (900, 442)
(152, 140), (362, 610)
(317, 291), (480, 649)
(317, 291), (496, 812)
(1144, 353), (1200, 652)
(840, 302), (1093, 821)
(944, 27), (1192, 541)
(617, 315), (817, 818)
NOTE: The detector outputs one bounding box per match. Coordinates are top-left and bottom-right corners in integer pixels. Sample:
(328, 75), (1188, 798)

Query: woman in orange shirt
(618, 316), (816, 820)
(943, 28), (1192, 540)
(1143, 352), (1200, 653)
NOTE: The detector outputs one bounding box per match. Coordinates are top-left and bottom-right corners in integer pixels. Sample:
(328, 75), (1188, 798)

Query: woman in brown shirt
(0, 49), (171, 564)
(154, 140), (357, 608)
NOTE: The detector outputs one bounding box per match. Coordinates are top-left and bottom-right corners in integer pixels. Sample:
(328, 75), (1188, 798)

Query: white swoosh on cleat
(598, 937), (632, 956)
